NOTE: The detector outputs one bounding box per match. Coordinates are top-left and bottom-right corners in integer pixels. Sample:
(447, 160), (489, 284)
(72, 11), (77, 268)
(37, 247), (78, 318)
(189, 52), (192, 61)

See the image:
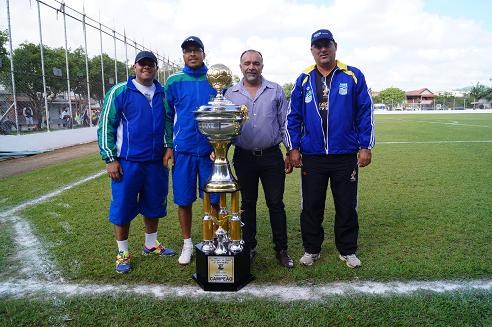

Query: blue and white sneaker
(115, 251), (132, 274)
(142, 241), (176, 256)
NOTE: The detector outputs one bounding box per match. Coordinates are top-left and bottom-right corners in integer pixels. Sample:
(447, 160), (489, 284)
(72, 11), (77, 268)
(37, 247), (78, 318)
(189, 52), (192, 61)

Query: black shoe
(249, 247), (257, 259)
(276, 249), (294, 268)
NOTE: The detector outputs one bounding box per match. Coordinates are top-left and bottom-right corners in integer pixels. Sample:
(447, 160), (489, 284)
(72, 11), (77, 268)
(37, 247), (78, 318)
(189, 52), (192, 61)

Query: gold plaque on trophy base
(207, 256), (234, 283)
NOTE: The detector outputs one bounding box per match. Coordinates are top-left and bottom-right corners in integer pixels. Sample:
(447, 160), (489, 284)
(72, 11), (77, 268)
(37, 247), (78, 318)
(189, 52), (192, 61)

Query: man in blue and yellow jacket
(98, 51), (176, 274)
(286, 29), (375, 269)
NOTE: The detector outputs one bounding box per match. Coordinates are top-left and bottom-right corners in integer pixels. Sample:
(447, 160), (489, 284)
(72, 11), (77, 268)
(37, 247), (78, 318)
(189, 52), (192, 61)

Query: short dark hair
(240, 49), (263, 62)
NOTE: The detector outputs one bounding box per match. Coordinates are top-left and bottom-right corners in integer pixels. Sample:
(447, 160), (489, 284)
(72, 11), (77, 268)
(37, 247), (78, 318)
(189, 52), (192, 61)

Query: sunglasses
(137, 61), (157, 68)
(183, 48), (203, 54)
(312, 41), (333, 49)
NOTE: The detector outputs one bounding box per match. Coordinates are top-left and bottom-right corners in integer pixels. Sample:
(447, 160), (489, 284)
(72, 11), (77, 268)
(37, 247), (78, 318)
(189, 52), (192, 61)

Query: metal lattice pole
(37, 0), (50, 132)
(6, 0), (19, 134)
(124, 29), (129, 80)
(99, 16), (105, 97)
(113, 28), (117, 84)
(82, 6), (92, 127)
(61, 1), (73, 128)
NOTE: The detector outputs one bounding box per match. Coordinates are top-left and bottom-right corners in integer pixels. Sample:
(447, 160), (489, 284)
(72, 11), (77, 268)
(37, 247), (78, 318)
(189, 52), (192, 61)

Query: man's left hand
(358, 149), (372, 167)
(163, 148), (174, 168)
(284, 156), (293, 174)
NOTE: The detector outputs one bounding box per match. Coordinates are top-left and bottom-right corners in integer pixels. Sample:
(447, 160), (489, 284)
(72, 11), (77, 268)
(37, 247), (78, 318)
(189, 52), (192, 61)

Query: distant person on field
(60, 107), (70, 127)
(22, 107), (34, 130)
(286, 28), (375, 268)
(97, 50), (176, 274)
(82, 109), (90, 126)
(224, 49), (294, 268)
(164, 36), (219, 265)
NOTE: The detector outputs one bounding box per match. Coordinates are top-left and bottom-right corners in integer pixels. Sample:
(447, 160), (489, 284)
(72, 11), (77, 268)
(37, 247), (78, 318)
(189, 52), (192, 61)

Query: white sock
(145, 232), (158, 249)
(116, 240), (129, 253)
(183, 238), (193, 248)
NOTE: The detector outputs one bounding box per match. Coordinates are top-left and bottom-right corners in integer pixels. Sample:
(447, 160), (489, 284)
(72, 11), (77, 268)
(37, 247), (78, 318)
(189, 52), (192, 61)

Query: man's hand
(210, 151), (216, 161)
(358, 149), (372, 167)
(163, 148), (174, 168)
(106, 160), (123, 181)
(284, 156), (293, 174)
(288, 149), (302, 168)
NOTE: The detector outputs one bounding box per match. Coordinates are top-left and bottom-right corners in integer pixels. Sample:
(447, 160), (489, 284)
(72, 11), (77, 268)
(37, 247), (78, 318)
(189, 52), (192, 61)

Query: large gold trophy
(192, 64), (253, 291)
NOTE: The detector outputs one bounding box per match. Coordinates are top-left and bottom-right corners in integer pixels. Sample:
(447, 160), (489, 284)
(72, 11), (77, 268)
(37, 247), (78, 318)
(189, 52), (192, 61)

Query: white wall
(0, 127), (97, 155)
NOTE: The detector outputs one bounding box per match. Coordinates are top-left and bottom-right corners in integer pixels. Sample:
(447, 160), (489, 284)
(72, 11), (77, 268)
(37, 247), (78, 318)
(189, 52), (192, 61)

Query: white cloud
(2, 0), (491, 91)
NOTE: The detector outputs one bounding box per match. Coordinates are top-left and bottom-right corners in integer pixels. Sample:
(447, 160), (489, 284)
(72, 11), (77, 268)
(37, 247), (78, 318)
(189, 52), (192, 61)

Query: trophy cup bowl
(194, 64), (248, 193)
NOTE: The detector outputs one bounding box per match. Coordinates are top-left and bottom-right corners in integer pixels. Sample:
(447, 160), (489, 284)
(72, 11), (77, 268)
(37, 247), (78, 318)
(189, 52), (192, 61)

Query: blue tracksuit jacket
(286, 61), (375, 155)
(164, 64), (217, 156)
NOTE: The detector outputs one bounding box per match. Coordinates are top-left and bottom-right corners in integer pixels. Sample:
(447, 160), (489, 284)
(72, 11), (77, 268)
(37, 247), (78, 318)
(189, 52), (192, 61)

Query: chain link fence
(0, 0), (180, 135)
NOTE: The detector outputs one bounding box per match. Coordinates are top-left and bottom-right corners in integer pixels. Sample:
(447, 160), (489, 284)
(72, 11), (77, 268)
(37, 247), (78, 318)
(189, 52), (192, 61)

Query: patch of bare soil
(0, 142), (99, 179)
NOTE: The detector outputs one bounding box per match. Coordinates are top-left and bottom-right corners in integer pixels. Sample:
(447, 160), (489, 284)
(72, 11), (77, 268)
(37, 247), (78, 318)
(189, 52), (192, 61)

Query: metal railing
(0, 0), (180, 135)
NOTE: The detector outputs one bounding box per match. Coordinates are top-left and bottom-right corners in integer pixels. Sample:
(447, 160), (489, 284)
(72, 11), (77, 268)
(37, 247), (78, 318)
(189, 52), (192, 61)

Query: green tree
(469, 82), (488, 102)
(89, 53), (128, 104)
(0, 30), (9, 76)
(68, 47), (88, 97)
(486, 88), (492, 101)
(434, 91), (454, 109)
(374, 87), (406, 109)
(0, 42), (67, 123)
(282, 82), (293, 101)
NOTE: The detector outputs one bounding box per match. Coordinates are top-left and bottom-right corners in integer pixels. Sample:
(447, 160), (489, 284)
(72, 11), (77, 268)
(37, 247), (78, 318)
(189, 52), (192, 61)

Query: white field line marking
(379, 117), (492, 128)
(378, 140), (492, 144)
(0, 170), (106, 220)
(0, 171), (105, 281)
(0, 279), (491, 301)
(1, 170), (491, 300)
(11, 215), (62, 281)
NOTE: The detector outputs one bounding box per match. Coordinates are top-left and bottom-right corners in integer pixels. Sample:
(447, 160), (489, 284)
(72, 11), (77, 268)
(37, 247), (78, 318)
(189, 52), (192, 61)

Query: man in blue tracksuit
(98, 51), (176, 274)
(286, 29), (375, 268)
(164, 36), (219, 265)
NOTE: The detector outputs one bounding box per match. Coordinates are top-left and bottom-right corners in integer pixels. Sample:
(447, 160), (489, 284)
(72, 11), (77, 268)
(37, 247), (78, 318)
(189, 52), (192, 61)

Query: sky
(1, 0), (492, 92)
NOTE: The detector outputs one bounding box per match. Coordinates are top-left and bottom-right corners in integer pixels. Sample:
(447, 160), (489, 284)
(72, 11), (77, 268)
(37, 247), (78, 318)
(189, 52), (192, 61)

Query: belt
(237, 145), (279, 156)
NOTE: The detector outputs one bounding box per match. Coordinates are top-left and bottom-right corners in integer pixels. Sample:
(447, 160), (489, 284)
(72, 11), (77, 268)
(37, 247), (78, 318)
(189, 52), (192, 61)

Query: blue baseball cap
(135, 51), (158, 64)
(181, 36), (204, 51)
(311, 29), (335, 45)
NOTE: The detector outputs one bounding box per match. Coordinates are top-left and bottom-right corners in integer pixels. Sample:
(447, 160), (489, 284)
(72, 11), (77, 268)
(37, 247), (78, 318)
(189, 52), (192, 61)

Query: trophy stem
(204, 140), (238, 193)
(211, 140), (230, 163)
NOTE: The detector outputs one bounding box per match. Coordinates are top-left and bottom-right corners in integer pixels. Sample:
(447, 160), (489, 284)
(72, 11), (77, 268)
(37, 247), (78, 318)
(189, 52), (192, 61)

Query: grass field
(0, 113), (491, 326)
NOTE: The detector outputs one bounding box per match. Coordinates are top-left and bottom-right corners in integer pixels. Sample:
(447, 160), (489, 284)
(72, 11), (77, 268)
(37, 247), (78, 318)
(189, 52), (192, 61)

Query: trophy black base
(192, 242), (254, 292)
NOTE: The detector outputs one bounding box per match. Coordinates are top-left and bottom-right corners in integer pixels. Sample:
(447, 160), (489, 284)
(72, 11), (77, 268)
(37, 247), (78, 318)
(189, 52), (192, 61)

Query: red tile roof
(406, 88), (434, 96)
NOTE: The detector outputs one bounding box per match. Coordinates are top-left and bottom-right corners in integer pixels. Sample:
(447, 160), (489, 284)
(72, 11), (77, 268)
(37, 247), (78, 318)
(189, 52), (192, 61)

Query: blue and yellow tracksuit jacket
(97, 77), (172, 163)
(286, 61), (375, 155)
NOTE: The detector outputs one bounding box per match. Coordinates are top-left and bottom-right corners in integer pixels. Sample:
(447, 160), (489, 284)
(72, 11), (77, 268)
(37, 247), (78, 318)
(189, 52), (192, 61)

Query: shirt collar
(230, 76), (274, 93)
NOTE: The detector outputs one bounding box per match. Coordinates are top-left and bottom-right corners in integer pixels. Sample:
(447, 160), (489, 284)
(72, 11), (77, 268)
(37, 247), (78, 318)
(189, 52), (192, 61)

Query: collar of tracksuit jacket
(183, 64), (208, 78)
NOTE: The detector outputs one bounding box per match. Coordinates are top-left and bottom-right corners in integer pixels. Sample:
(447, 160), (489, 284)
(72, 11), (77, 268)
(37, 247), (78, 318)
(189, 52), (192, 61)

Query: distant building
(435, 90), (466, 98)
(473, 98), (492, 109)
(405, 88), (434, 110)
